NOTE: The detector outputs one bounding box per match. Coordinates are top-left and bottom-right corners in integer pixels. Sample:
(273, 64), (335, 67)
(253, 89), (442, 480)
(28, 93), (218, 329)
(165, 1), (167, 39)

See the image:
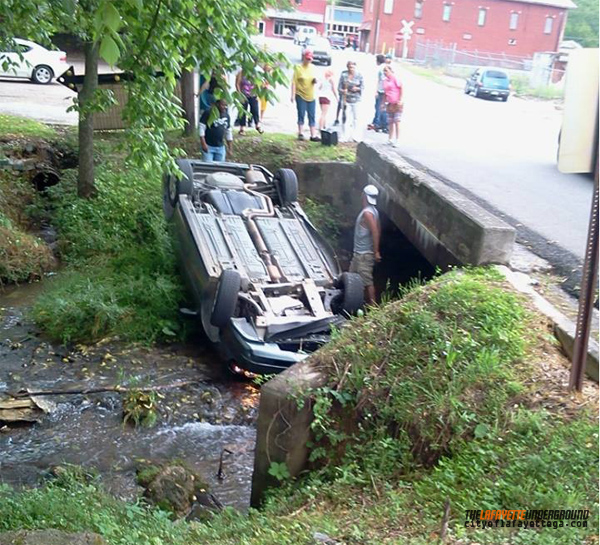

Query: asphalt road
(258, 38), (595, 287)
(0, 41), (594, 283)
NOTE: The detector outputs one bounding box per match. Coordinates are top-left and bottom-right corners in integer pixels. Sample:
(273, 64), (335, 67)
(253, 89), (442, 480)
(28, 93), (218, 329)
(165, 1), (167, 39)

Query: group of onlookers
(198, 49), (405, 161)
(292, 51), (403, 146)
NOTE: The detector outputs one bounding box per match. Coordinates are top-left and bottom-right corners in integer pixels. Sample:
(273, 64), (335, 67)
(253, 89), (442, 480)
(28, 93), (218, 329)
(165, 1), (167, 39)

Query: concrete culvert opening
(31, 170), (60, 192)
(334, 208), (435, 301)
(373, 210), (436, 298)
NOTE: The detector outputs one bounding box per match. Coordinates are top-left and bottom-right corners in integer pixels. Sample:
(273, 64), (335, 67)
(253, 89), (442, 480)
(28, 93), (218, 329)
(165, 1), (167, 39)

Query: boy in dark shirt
(199, 99), (233, 162)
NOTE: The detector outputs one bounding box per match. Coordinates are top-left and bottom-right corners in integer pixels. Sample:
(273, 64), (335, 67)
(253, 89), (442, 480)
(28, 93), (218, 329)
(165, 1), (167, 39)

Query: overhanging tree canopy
(0, 0), (288, 196)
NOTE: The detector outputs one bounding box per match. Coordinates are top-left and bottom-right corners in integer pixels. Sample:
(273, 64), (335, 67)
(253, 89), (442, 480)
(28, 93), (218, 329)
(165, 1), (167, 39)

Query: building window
(509, 12), (518, 30)
(414, 0), (423, 19)
(384, 0), (394, 14)
(477, 8), (487, 26)
(257, 21), (265, 34)
(544, 16), (553, 34)
(442, 3), (452, 21)
(274, 19), (297, 37)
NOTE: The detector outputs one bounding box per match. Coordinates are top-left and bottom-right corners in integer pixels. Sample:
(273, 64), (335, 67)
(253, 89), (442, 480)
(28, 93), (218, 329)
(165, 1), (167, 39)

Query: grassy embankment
(0, 115), (57, 283)
(0, 267), (597, 544)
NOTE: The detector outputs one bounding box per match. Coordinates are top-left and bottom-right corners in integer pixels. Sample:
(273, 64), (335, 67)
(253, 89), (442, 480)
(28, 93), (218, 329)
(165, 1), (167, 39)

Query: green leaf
(268, 462), (291, 482)
(99, 35), (120, 66)
(474, 423), (490, 439)
(103, 3), (122, 33)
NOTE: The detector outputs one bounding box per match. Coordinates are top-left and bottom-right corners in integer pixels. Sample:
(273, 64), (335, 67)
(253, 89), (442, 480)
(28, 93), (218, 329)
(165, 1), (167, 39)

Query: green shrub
(301, 197), (344, 246)
(310, 268), (532, 472)
(32, 151), (184, 344)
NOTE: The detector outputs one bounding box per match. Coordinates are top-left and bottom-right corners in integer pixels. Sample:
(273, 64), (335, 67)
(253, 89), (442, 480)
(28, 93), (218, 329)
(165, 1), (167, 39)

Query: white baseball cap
(363, 184), (379, 205)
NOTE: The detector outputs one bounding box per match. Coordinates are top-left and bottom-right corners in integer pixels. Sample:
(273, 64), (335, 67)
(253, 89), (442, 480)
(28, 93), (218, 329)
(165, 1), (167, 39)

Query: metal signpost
(399, 20), (414, 59)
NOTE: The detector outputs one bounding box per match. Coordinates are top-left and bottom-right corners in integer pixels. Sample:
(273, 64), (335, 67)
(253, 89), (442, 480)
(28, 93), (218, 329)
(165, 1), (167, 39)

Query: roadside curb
(496, 265), (599, 382)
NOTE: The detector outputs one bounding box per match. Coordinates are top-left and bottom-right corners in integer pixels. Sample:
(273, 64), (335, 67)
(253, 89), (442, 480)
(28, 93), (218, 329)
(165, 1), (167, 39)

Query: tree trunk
(78, 41), (99, 199)
(181, 69), (196, 136)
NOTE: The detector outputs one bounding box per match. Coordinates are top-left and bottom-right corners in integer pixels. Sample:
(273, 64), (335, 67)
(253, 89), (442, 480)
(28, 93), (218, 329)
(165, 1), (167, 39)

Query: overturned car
(163, 159), (363, 375)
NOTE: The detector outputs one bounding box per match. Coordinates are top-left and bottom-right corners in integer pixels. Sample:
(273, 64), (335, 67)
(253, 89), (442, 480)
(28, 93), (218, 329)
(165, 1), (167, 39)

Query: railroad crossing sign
(399, 19), (414, 58)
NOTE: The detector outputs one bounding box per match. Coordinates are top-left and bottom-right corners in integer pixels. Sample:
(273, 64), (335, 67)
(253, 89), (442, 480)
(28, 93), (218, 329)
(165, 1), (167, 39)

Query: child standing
(317, 70), (337, 130)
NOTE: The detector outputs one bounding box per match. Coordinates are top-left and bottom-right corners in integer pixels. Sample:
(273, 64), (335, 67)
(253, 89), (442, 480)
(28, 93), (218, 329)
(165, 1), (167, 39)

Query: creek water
(0, 281), (259, 509)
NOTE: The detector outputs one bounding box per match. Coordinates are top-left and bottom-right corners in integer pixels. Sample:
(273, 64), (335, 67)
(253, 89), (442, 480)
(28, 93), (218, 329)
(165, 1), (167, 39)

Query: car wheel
(163, 159), (194, 218)
(211, 270), (241, 328)
(274, 168), (298, 206)
(464, 83), (470, 94)
(501, 95), (508, 102)
(336, 272), (364, 315)
(175, 159), (194, 195)
(31, 65), (54, 84)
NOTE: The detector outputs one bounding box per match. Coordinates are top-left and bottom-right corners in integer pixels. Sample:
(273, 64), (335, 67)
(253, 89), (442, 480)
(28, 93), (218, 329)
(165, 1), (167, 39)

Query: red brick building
(360, 0), (575, 58)
(260, 0), (328, 38)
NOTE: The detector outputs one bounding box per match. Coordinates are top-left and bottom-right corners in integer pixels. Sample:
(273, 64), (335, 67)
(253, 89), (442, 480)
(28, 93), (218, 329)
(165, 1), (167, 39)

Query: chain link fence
(413, 38), (566, 90)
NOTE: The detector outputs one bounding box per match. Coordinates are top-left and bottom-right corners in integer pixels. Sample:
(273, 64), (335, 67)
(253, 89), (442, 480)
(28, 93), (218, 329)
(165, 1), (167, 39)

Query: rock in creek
(137, 461), (222, 520)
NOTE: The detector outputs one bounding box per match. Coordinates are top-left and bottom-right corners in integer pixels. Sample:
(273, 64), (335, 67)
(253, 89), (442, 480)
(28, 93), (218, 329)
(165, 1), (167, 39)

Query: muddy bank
(0, 282), (259, 508)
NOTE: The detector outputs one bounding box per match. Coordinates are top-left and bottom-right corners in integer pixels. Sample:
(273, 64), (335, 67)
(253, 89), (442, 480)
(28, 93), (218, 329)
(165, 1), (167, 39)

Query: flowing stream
(0, 281), (259, 509)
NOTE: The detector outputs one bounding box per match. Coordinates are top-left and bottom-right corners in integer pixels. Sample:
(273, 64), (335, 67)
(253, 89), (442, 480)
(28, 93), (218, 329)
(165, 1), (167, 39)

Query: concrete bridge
(295, 142), (516, 268)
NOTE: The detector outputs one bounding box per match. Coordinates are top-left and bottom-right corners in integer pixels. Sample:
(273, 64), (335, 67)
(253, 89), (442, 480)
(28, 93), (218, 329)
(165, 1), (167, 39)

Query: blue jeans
(372, 92), (387, 129)
(203, 145), (226, 162)
(296, 95), (316, 127)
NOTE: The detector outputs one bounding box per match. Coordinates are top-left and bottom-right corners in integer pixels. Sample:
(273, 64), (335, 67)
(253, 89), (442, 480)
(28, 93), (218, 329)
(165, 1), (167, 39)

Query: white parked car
(0, 38), (68, 84)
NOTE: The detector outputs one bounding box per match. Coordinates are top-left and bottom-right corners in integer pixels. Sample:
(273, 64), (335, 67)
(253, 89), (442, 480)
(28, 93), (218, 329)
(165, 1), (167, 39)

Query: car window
(485, 70), (509, 80)
(2, 43), (32, 54)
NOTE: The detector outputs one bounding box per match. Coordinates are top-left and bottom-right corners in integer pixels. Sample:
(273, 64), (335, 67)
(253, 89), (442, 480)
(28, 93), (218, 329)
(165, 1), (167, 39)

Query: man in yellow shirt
(291, 50), (320, 142)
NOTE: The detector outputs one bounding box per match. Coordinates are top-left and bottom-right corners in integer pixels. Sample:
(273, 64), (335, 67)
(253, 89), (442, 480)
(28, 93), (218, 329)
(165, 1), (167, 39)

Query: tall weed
(32, 149), (183, 343)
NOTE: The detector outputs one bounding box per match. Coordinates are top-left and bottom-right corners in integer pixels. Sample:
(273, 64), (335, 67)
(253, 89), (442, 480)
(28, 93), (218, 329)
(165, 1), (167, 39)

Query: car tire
(32, 65), (54, 84)
(163, 159), (194, 218)
(336, 272), (364, 315)
(274, 168), (298, 206)
(175, 159), (194, 195)
(464, 84), (470, 94)
(501, 96), (508, 102)
(211, 270), (241, 328)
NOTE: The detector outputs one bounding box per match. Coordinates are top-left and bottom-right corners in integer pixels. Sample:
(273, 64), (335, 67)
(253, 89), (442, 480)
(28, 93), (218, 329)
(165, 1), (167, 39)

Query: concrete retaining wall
(295, 144), (516, 267)
(250, 359), (326, 507)
(356, 143), (516, 267)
